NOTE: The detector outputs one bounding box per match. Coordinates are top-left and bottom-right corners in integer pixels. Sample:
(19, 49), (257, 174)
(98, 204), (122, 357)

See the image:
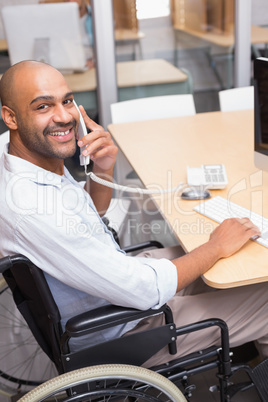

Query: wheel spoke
(0, 284), (57, 396)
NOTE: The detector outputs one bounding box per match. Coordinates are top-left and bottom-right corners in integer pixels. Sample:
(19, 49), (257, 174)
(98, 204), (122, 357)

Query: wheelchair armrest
(65, 241), (165, 337)
(0, 255), (13, 273)
(65, 304), (167, 338)
(123, 240), (164, 254)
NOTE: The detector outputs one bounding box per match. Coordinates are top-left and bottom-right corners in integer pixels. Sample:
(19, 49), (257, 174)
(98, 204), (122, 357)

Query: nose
(53, 104), (73, 124)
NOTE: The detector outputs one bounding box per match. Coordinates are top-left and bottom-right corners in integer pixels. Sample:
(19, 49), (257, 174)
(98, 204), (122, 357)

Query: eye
(37, 104), (49, 110)
(63, 99), (73, 106)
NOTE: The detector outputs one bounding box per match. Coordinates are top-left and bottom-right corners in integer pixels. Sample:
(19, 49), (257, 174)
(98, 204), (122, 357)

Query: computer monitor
(1, 3), (87, 73)
(254, 57), (268, 171)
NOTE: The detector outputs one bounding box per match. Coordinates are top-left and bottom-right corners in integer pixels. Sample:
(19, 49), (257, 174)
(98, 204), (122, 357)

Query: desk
(174, 25), (268, 88)
(0, 30), (145, 59)
(0, 39), (7, 53)
(63, 59), (190, 111)
(0, 59), (190, 112)
(108, 110), (268, 289)
(174, 25), (268, 49)
(0, 59), (189, 115)
(115, 29), (145, 60)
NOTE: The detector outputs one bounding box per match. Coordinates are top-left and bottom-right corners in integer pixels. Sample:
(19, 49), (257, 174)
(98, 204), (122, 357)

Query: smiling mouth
(49, 129), (71, 137)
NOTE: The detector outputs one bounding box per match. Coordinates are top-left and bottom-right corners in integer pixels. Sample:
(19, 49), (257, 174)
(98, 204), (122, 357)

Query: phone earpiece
(73, 100), (90, 166)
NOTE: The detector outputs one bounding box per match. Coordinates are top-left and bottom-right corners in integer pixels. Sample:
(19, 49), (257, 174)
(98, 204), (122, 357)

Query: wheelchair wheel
(18, 364), (187, 401)
(0, 276), (57, 399)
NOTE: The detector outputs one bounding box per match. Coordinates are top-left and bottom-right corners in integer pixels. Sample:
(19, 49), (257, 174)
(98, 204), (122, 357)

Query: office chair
(111, 94), (196, 124)
(218, 86), (254, 112)
(1, 254), (268, 401)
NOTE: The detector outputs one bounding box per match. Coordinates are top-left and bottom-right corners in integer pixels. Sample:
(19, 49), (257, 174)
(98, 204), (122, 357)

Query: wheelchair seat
(1, 254), (268, 401)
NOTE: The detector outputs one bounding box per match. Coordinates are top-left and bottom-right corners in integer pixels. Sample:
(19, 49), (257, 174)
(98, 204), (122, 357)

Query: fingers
(76, 105), (118, 166)
(237, 217), (261, 237)
(212, 217), (260, 237)
(209, 217), (261, 258)
(90, 144), (118, 161)
(78, 130), (114, 158)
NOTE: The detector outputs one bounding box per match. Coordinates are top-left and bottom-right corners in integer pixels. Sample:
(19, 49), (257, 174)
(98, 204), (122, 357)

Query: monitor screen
(1, 3), (87, 73)
(254, 57), (268, 171)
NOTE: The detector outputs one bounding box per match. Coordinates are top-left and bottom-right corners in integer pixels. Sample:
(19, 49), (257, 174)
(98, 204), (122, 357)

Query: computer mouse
(181, 187), (211, 200)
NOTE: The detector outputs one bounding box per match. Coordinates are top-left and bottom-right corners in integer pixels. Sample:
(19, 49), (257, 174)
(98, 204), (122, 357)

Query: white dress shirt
(0, 146), (177, 350)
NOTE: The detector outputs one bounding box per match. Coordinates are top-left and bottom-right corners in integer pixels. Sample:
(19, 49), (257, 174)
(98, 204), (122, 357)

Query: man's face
(13, 65), (79, 164)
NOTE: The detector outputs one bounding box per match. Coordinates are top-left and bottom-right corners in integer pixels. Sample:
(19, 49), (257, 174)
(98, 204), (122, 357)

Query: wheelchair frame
(0, 253), (268, 401)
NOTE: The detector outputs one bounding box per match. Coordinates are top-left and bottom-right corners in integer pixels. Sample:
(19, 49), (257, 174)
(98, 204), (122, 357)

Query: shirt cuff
(136, 257), (177, 309)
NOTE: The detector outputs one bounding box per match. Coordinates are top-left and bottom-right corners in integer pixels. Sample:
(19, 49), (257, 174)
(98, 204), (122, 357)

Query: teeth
(50, 130), (70, 137)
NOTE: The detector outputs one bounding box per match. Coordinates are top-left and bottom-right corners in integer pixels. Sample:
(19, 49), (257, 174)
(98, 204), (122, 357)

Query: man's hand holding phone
(75, 103), (118, 173)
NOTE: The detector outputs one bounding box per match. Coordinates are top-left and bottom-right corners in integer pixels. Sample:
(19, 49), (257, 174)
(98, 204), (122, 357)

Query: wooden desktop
(0, 59), (190, 123)
(174, 25), (268, 50)
(173, 25), (268, 89)
(114, 29), (145, 60)
(63, 59), (191, 110)
(0, 39), (7, 53)
(63, 59), (188, 92)
(108, 110), (268, 289)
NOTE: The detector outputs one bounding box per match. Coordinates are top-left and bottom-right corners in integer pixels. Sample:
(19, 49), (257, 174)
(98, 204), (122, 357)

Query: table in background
(63, 59), (191, 111)
(108, 110), (268, 289)
(174, 25), (268, 89)
(115, 29), (145, 60)
(0, 59), (189, 118)
(0, 39), (7, 53)
(0, 30), (145, 59)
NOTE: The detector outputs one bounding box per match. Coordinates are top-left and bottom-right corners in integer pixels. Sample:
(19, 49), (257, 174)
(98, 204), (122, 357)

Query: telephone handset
(73, 100), (90, 167)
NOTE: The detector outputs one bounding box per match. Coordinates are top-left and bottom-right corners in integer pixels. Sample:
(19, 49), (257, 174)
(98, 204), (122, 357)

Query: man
(0, 61), (267, 367)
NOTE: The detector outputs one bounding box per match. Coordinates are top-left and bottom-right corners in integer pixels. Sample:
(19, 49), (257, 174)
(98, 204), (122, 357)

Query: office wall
(113, 0), (138, 31)
(170, 0), (234, 33)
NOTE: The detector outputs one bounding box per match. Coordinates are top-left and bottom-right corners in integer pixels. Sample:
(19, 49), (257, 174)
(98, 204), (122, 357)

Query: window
(136, 0), (170, 20)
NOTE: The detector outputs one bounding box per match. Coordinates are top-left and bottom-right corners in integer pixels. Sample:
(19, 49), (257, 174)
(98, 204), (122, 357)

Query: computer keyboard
(194, 196), (268, 248)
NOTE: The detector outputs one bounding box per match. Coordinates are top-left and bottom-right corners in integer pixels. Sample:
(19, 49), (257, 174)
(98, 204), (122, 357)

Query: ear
(1, 106), (18, 130)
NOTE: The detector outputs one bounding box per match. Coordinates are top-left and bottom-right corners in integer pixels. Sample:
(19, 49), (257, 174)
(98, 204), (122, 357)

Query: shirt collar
(3, 144), (66, 188)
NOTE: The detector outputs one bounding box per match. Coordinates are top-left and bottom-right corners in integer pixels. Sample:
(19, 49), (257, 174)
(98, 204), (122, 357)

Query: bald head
(0, 60), (78, 173)
(0, 61), (64, 112)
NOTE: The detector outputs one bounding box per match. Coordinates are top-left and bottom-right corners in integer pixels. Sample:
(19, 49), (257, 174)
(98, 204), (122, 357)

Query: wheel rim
(18, 365), (187, 402)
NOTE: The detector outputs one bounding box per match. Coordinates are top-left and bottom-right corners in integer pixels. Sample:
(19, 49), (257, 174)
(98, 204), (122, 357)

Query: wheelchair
(0, 253), (268, 402)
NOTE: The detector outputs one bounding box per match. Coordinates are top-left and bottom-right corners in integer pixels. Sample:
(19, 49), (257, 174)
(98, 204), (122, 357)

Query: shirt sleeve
(14, 213), (178, 311)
